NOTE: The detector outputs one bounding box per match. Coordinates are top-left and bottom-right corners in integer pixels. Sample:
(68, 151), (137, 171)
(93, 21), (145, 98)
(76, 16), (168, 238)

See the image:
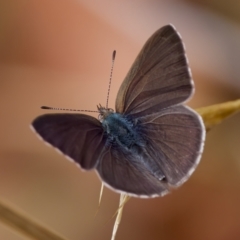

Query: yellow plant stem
(196, 99), (240, 131)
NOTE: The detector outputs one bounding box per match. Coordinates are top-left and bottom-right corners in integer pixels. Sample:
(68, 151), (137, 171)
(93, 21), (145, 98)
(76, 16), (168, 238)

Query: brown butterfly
(32, 25), (205, 198)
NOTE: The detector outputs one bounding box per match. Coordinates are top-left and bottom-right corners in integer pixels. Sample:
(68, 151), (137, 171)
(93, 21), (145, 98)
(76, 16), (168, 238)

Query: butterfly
(32, 25), (205, 198)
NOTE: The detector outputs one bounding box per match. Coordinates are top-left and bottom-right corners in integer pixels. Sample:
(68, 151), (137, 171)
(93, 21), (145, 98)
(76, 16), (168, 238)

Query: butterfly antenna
(106, 50), (116, 109)
(41, 106), (99, 113)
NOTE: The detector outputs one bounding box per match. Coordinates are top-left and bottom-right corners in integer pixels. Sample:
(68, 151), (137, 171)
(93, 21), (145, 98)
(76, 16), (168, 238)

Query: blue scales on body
(98, 105), (166, 181)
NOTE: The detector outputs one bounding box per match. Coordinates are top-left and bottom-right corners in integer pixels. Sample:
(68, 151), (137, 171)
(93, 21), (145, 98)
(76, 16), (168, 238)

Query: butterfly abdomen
(102, 113), (145, 151)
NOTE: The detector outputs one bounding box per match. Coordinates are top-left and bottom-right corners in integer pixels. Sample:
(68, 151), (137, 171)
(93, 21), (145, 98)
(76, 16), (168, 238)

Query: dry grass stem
(196, 99), (240, 131)
(0, 199), (68, 240)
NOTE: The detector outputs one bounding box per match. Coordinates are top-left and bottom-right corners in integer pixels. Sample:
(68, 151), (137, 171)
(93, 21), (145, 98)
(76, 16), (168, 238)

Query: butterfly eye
(107, 108), (114, 113)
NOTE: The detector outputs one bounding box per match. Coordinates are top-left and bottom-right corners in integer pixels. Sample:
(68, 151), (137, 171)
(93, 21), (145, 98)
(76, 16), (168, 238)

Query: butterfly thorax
(98, 106), (145, 151)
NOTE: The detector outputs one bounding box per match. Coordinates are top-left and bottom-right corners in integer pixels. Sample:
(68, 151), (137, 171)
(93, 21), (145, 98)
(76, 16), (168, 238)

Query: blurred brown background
(1, 0), (240, 239)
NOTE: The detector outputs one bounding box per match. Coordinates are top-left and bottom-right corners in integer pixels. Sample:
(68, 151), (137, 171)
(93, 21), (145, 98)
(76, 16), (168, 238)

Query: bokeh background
(1, 0), (240, 239)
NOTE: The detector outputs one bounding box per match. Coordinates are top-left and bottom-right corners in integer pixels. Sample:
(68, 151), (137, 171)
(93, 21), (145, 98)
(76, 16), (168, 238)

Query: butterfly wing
(96, 105), (204, 196)
(96, 145), (169, 197)
(138, 105), (205, 187)
(32, 114), (106, 170)
(115, 25), (193, 118)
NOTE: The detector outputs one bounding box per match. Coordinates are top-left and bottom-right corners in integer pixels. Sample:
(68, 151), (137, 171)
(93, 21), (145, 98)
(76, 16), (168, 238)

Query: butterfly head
(97, 104), (114, 122)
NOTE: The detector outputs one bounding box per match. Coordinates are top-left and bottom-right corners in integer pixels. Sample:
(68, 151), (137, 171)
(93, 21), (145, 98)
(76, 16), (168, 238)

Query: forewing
(115, 25), (193, 117)
(96, 147), (169, 197)
(32, 114), (106, 170)
(139, 105), (205, 186)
